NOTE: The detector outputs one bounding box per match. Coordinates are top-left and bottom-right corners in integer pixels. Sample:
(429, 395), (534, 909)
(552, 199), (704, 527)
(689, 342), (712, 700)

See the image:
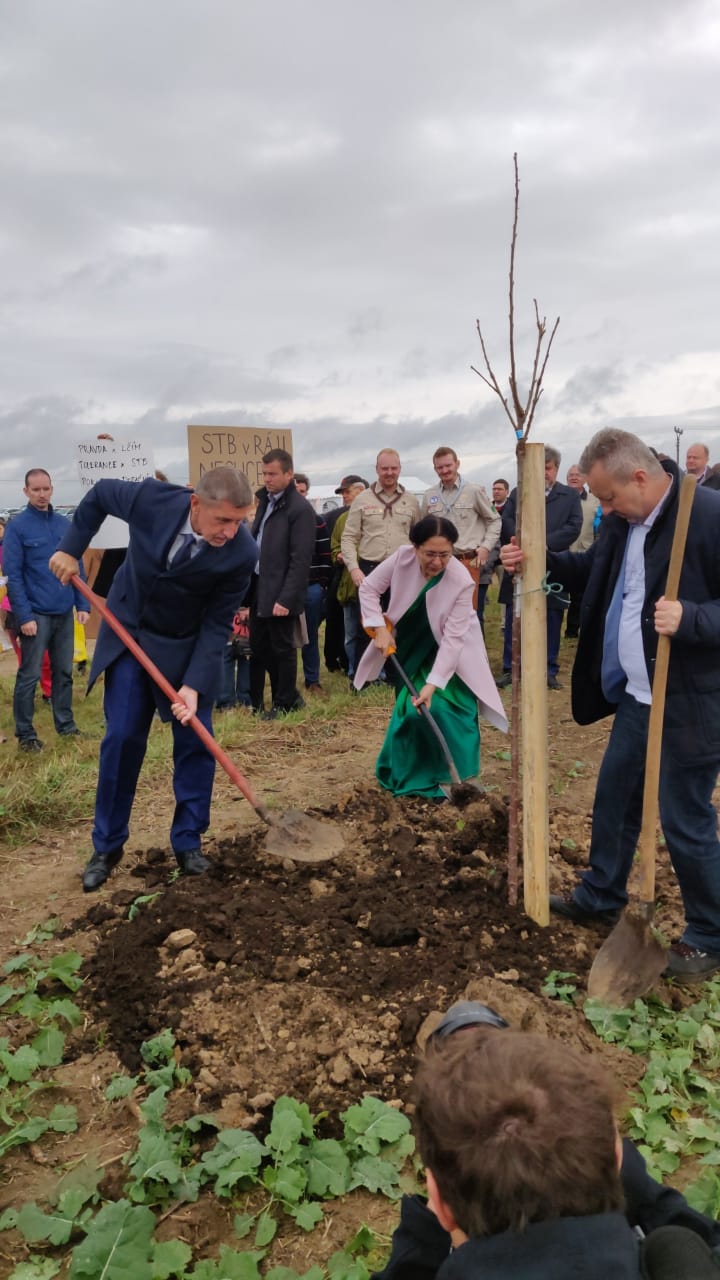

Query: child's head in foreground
(414, 1027), (624, 1242)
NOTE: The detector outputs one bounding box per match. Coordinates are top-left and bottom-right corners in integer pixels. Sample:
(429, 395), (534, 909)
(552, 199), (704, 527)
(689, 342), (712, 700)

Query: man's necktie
(172, 533), (195, 567)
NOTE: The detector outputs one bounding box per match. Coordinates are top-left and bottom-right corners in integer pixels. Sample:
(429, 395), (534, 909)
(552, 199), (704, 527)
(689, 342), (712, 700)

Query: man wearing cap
(421, 448), (500, 632)
(330, 477), (369, 681)
(341, 449), (419, 667)
(323, 475), (368, 675)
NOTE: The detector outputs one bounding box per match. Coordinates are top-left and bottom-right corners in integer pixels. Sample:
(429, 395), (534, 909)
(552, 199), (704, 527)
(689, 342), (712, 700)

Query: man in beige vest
(341, 448), (419, 668)
(421, 447), (500, 630)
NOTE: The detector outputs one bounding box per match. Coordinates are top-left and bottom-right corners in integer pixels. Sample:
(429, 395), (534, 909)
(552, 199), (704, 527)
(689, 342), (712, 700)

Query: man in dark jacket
(497, 446), (582, 690)
(502, 428), (720, 980)
(372, 1001), (720, 1280)
(246, 449), (316, 719)
(685, 442), (720, 491)
(50, 467), (256, 890)
(4, 468), (89, 751)
(413, 1029), (641, 1279)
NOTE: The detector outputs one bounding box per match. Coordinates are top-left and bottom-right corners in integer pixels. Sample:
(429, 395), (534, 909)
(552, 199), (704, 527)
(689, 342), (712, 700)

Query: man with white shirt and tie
(245, 449), (316, 719)
(501, 428), (720, 981)
(49, 467), (256, 890)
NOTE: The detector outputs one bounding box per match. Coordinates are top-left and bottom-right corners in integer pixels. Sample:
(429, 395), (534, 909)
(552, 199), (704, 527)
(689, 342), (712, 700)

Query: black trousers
(249, 611), (301, 711)
(323, 565), (348, 672)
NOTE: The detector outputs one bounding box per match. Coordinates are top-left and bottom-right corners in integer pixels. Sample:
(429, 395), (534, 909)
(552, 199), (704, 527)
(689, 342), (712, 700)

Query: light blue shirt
(617, 477), (673, 705)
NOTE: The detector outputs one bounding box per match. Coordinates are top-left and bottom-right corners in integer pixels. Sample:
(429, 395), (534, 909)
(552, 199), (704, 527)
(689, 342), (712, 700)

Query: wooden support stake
(520, 442), (549, 925)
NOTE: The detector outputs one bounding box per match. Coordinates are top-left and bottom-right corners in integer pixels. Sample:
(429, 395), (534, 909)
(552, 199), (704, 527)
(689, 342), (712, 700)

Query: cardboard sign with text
(187, 426), (294, 492)
(75, 436), (155, 549)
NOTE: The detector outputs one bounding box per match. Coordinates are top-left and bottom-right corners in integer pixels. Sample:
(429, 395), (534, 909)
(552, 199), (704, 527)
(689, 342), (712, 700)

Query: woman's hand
(372, 624), (394, 656)
(171, 685), (198, 725)
(412, 683), (436, 711)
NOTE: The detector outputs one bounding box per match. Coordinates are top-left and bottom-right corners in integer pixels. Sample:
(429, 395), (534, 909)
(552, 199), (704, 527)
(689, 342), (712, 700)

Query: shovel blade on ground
(262, 809), (343, 863)
(587, 910), (667, 1006)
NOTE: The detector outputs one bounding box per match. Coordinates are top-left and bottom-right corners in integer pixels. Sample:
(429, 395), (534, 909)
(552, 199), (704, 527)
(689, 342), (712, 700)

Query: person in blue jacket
(50, 466), (256, 891)
(4, 468), (89, 751)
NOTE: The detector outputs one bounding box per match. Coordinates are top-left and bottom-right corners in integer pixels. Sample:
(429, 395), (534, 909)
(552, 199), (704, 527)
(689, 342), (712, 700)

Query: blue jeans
(301, 583), (327, 686)
(343, 601), (362, 680)
(217, 646), (251, 707)
(93, 651), (216, 856)
(573, 692), (720, 951)
(14, 611), (77, 740)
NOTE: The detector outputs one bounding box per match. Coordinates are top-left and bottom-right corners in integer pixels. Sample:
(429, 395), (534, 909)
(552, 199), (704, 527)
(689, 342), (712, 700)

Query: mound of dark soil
(77, 785), (614, 1124)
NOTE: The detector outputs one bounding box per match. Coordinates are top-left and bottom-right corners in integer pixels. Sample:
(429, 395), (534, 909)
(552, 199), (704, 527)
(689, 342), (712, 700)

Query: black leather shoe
(547, 676), (563, 690)
(59, 728), (92, 738)
(549, 893), (620, 927)
(82, 850), (123, 893)
(18, 737), (44, 753)
(176, 849), (210, 875)
(495, 672), (512, 688)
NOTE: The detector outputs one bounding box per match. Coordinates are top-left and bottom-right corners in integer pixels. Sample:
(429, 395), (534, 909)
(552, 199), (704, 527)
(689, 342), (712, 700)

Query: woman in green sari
(354, 516), (507, 798)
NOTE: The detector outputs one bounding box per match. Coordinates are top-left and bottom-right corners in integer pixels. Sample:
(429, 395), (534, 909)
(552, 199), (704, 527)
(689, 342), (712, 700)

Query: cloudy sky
(2, 0), (719, 508)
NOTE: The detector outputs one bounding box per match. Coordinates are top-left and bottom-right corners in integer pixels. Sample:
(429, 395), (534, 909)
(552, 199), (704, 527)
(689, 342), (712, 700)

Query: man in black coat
(685, 441), (720, 491)
(497, 446), (582, 690)
(245, 449), (316, 719)
(502, 429), (720, 980)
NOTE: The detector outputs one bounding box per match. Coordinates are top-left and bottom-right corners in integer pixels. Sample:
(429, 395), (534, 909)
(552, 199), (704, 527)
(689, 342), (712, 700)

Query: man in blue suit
(50, 467), (256, 891)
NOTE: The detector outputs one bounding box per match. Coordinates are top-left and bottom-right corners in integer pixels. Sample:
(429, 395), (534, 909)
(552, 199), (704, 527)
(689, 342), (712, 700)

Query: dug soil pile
(78, 782), (639, 1122)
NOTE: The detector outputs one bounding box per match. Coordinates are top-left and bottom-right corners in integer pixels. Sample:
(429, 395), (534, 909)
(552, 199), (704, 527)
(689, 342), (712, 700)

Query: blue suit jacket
(60, 478), (257, 715)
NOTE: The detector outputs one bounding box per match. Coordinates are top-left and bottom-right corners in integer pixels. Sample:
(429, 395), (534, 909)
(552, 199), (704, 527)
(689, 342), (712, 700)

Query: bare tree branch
(470, 154), (560, 909)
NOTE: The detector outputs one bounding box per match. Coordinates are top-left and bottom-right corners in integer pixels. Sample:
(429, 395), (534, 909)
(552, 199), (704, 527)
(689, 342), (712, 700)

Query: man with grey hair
(50, 466), (257, 890)
(501, 428), (720, 979)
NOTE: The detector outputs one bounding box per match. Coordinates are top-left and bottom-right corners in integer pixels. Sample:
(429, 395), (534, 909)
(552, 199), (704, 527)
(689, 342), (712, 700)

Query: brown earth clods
(74, 784), (638, 1125)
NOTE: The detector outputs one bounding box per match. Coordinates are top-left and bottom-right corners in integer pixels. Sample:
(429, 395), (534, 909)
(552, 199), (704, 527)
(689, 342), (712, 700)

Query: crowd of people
(2, 436), (720, 1270)
(1, 434), (719, 986)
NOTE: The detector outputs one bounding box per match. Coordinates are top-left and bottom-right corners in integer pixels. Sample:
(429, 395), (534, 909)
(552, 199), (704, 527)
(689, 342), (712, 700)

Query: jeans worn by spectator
(14, 611), (77, 741)
(301, 582), (327, 687)
(217, 646), (252, 708)
(342, 600), (362, 680)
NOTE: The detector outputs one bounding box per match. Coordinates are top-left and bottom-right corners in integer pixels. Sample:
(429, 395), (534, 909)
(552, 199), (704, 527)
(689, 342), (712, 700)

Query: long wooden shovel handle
(636, 475), (696, 902)
(71, 575), (271, 824)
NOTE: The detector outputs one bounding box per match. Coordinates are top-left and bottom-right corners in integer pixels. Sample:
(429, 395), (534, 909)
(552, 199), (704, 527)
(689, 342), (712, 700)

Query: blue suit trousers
(93, 651), (216, 857)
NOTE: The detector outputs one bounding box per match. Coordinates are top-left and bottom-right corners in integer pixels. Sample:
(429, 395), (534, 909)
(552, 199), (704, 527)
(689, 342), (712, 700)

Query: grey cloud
(0, 0), (718, 505)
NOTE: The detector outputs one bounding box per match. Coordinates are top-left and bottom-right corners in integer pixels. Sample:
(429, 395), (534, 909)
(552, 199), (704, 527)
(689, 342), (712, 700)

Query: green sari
(376, 573), (480, 798)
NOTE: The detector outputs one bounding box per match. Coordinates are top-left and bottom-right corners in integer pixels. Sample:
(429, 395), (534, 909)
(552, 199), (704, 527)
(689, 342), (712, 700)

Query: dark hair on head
(25, 468), (52, 487)
(414, 1029), (622, 1239)
(409, 515), (458, 547)
(195, 466), (252, 508)
(262, 448), (293, 471)
(544, 446), (561, 468)
(294, 472), (310, 490)
(493, 478), (509, 490)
